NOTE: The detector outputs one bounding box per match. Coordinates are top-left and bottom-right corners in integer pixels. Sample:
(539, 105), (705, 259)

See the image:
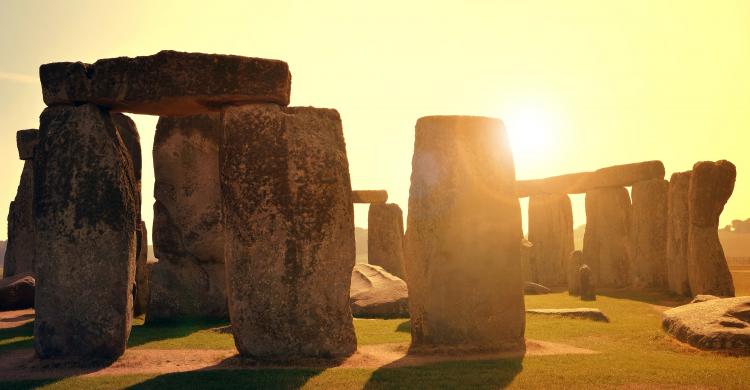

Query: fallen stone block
(663, 296), (750, 355)
(0, 273), (35, 311)
(526, 308), (609, 322)
(350, 263), (409, 318)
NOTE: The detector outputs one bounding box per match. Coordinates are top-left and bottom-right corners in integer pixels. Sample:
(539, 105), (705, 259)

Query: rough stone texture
(687, 160), (736, 297)
(352, 190), (388, 204)
(3, 161), (35, 278)
(33, 104), (137, 360)
(112, 113), (142, 218)
(567, 250), (583, 295)
(221, 104), (356, 361)
(690, 294), (720, 304)
(526, 308), (609, 322)
(149, 113), (227, 322)
(16, 129), (39, 160)
(524, 282), (551, 295)
(667, 171), (692, 297)
(629, 179), (669, 289)
(133, 221), (149, 317)
(40, 50), (291, 116)
(350, 263), (409, 318)
(404, 115), (525, 353)
(516, 160), (665, 197)
(527, 194), (574, 286)
(583, 187), (631, 288)
(580, 265), (595, 301)
(663, 297), (750, 355)
(0, 273), (35, 310)
(367, 203), (406, 278)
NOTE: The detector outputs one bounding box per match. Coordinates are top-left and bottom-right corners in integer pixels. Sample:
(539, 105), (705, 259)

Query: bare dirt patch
(0, 309), (34, 330)
(0, 339), (596, 380)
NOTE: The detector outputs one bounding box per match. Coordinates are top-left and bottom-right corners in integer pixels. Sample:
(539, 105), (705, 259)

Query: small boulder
(662, 296), (750, 355)
(0, 273), (35, 310)
(526, 308), (609, 322)
(524, 282), (552, 295)
(351, 263), (409, 318)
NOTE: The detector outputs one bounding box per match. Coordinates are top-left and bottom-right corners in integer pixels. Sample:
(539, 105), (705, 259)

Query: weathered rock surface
(40, 50), (291, 116)
(0, 273), (35, 310)
(524, 282), (551, 295)
(526, 308), (609, 322)
(350, 263), (409, 318)
(367, 203), (405, 278)
(33, 104), (137, 359)
(690, 294), (720, 304)
(352, 190), (388, 204)
(404, 115), (525, 352)
(516, 160), (665, 197)
(663, 296), (750, 355)
(527, 194), (573, 286)
(221, 104), (356, 360)
(567, 250), (583, 295)
(630, 179), (669, 289)
(667, 171), (692, 297)
(580, 265), (595, 301)
(3, 161), (35, 278)
(687, 161), (736, 297)
(16, 129), (38, 160)
(520, 239), (534, 282)
(149, 113), (227, 321)
(133, 221), (149, 317)
(112, 113), (142, 218)
(583, 187), (631, 288)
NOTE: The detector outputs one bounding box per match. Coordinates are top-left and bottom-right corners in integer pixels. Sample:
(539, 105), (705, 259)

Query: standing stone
(630, 179), (669, 289)
(667, 171), (692, 296)
(4, 130), (39, 278)
(527, 194), (574, 287)
(567, 250), (583, 295)
(149, 114), (227, 322)
(687, 161), (736, 297)
(404, 115), (524, 352)
(221, 104), (356, 360)
(112, 114), (142, 217)
(133, 221), (149, 316)
(33, 104), (136, 359)
(583, 187), (631, 288)
(579, 264), (595, 301)
(520, 239), (534, 282)
(367, 203), (406, 279)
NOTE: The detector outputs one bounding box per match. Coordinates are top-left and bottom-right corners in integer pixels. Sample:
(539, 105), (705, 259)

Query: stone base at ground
(147, 259), (227, 322)
(526, 308), (609, 322)
(0, 273), (35, 310)
(350, 264), (409, 318)
(662, 297), (750, 355)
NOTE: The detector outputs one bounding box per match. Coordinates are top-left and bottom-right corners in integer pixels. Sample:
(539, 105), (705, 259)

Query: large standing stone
(4, 162), (35, 278)
(40, 51), (291, 116)
(667, 171), (692, 296)
(112, 114), (142, 217)
(583, 187), (631, 288)
(149, 114), (227, 322)
(527, 194), (574, 286)
(579, 264), (595, 301)
(687, 161), (736, 297)
(367, 203), (406, 278)
(567, 250), (583, 295)
(221, 104), (356, 360)
(404, 115), (524, 352)
(33, 104), (137, 359)
(133, 221), (149, 316)
(629, 179), (669, 289)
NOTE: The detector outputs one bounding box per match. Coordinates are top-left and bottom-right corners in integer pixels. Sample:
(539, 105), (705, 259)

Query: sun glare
(503, 103), (559, 159)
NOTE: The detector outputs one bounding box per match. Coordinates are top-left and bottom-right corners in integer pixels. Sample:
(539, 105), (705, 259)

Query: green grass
(4, 287), (750, 389)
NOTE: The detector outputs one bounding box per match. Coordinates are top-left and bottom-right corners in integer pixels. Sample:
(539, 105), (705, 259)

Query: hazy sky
(1, 1), (749, 241)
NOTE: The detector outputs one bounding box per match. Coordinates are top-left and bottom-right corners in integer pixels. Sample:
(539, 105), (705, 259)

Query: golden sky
(1, 0), (749, 240)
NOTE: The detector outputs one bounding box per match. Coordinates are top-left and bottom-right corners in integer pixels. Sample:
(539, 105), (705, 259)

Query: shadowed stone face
(404, 115), (524, 353)
(367, 203), (406, 278)
(583, 187), (631, 288)
(527, 194), (574, 287)
(33, 104), (137, 360)
(567, 250), (583, 295)
(40, 50), (291, 116)
(221, 104), (356, 361)
(687, 160), (736, 297)
(149, 113), (227, 322)
(667, 171), (692, 296)
(16, 129), (39, 160)
(629, 179), (669, 289)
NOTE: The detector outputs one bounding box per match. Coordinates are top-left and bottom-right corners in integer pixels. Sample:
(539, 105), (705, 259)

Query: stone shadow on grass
(396, 320), (410, 333)
(127, 317), (230, 348)
(363, 356), (523, 389)
(0, 321), (34, 352)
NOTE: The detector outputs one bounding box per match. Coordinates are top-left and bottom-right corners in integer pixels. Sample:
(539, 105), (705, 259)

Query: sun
(503, 103), (559, 159)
